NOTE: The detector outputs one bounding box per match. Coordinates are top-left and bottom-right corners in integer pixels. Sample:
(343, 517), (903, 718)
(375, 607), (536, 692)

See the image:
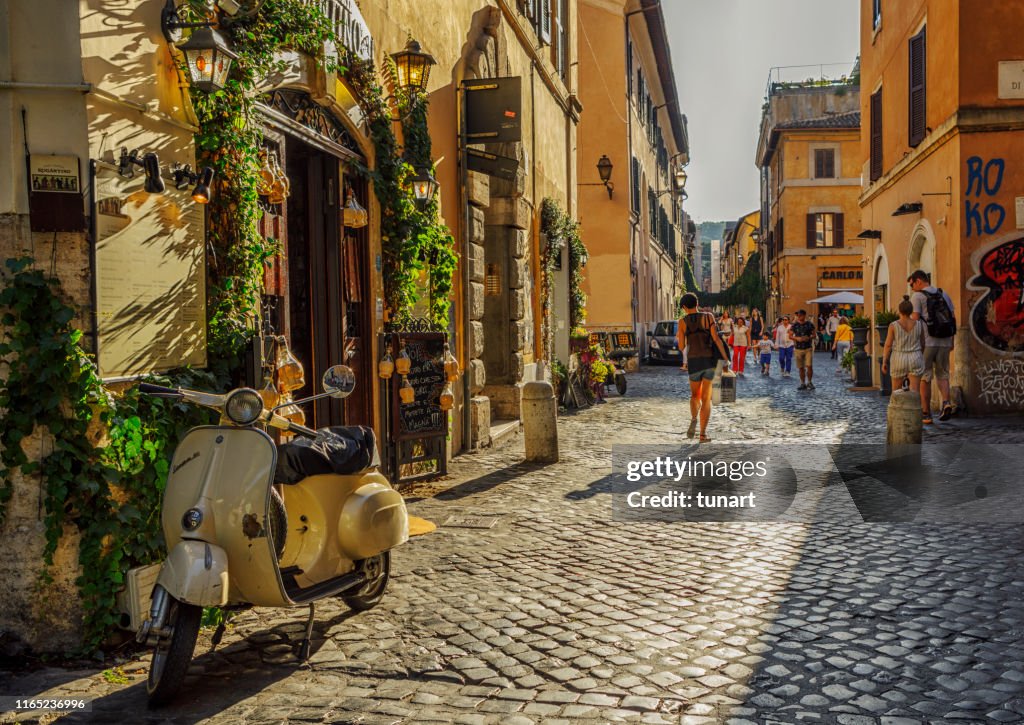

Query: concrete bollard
(886, 389), (923, 445)
(522, 381), (559, 463)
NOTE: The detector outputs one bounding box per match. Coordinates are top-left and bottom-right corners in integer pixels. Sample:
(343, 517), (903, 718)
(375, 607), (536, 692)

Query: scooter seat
(275, 426), (376, 485)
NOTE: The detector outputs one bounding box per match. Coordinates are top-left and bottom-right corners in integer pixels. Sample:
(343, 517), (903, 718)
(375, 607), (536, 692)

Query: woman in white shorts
(882, 296), (926, 392)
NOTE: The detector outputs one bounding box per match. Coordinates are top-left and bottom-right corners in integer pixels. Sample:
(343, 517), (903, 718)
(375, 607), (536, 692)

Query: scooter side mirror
(322, 364), (356, 399)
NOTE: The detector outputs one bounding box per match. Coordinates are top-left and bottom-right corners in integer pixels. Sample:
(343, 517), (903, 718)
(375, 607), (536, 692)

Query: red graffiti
(970, 237), (1024, 352)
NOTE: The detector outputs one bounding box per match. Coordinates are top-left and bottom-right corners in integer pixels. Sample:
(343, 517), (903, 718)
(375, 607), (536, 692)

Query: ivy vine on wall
(346, 56), (457, 330)
(540, 198), (589, 353)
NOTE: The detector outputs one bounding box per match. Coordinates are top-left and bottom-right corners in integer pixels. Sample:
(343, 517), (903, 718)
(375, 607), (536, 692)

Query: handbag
(704, 315), (730, 362)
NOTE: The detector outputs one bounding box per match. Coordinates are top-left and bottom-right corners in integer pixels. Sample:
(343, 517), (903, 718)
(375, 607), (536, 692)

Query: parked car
(646, 320), (683, 364)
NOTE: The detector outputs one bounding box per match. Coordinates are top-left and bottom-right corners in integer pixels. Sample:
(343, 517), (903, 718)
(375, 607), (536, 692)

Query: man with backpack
(908, 270), (956, 424)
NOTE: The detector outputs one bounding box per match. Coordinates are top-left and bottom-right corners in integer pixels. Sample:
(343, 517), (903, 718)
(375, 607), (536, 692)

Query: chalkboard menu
(391, 333), (447, 440)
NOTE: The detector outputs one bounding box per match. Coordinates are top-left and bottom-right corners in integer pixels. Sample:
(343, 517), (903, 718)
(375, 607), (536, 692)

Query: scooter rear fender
(156, 540), (229, 608)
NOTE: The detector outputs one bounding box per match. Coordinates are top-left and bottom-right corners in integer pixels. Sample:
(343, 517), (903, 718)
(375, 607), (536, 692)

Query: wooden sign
(391, 333), (447, 440)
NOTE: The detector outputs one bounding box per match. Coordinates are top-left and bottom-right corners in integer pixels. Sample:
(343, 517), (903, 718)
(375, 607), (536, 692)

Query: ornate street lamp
(673, 166), (688, 190)
(161, 0), (238, 93)
(407, 168), (438, 211)
(391, 39), (437, 94)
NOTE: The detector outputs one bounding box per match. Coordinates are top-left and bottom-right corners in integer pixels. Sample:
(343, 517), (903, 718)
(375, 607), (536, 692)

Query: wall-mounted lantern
(673, 166), (687, 190)
(161, 0), (238, 93)
(390, 38), (436, 94)
(597, 155), (614, 199)
(407, 168), (438, 211)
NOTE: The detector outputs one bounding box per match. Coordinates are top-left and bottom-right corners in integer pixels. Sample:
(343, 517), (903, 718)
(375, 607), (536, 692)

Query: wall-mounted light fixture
(855, 229), (883, 239)
(922, 175), (953, 207)
(161, 0), (237, 93)
(119, 148), (166, 194)
(892, 202), (923, 216)
(596, 155), (614, 198)
(406, 168), (438, 211)
(390, 38), (436, 94)
(171, 162), (215, 204)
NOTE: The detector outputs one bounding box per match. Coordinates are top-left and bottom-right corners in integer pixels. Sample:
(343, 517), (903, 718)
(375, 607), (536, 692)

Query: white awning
(807, 291), (865, 304)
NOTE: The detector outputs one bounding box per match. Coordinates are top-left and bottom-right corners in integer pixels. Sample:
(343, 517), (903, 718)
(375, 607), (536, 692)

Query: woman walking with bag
(677, 293), (730, 443)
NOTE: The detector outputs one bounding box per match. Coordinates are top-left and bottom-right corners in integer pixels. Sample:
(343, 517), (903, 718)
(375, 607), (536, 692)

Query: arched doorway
(908, 221), (936, 279)
(873, 245), (890, 315)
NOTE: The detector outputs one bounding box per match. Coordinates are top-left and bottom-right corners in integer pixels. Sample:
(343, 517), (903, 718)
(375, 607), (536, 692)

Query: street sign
(463, 77), (522, 143)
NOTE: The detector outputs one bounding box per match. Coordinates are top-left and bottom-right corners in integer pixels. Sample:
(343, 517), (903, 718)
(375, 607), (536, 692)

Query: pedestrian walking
(908, 269), (957, 424)
(882, 296), (926, 395)
(833, 317), (854, 373)
(757, 336), (774, 376)
(677, 293), (730, 443)
(732, 317), (750, 375)
(774, 316), (795, 377)
(790, 309), (817, 390)
(826, 310), (840, 359)
(719, 311), (734, 341)
(749, 308), (764, 343)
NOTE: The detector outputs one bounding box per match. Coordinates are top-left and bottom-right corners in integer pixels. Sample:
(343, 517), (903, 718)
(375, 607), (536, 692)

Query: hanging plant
(540, 198), (589, 366)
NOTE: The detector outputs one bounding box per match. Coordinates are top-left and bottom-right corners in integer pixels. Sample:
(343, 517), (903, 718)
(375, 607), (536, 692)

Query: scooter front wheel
(147, 595), (201, 707)
(615, 372), (627, 396)
(341, 551), (391, 612)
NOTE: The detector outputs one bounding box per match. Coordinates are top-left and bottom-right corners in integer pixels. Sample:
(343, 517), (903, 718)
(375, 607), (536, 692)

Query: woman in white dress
(881, 296), (927, 393)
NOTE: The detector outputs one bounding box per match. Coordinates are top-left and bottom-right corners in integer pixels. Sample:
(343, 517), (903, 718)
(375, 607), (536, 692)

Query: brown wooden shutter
(540, 0), (552, 43)
(835, 213), (845, 248)
(806, 213), (817, 248)
(909, 28), (926, 147)
(870, 90), (883, 181)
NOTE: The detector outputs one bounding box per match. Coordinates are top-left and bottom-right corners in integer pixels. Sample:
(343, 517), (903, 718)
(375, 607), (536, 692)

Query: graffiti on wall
(967, 234), (1024, 353)
(965, 156), (1006, 237)
(976, 359), (1024, 408)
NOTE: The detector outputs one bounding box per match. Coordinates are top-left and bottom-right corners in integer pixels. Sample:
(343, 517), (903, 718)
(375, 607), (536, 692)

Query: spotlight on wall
(172, 163), (196, 190)
(118, 147), (165, 194)
(892, 202), (923, 216)
(191, 166), (216, 204)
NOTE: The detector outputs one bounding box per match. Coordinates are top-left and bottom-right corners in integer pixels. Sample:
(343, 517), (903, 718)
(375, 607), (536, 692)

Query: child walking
(757, 337), (774, 375)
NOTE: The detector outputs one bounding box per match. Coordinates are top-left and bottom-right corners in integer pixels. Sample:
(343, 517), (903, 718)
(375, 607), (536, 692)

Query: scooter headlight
(225, 388), (264, 425)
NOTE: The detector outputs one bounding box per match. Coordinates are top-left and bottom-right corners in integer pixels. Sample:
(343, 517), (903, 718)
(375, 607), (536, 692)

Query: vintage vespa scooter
(135, 365), (409, 705)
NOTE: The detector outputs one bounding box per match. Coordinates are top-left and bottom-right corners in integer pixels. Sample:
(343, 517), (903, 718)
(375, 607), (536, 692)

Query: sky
(660, 0), (861, 223)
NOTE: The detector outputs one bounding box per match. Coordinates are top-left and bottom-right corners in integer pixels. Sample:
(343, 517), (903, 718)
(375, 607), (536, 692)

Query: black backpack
(923, 289), (956, 338)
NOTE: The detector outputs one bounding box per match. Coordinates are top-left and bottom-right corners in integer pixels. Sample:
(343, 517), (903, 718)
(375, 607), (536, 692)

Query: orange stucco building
(859, 0), (1024, 414)
(576, 0), (689, 352)
(756, 71), (865, 324)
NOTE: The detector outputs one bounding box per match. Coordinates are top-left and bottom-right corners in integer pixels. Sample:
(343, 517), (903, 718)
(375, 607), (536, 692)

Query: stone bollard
(886, 389), (922, 445)
(522, 381), (559, 463)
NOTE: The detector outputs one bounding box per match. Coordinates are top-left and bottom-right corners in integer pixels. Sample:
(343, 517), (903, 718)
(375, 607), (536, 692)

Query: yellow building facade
(576, 0), (688, 351)
(859, 0), (1024, 414)
(757, 77), (865, 323)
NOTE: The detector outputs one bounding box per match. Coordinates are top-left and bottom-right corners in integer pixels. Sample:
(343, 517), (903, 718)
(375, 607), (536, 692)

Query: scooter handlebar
(138, 382), (184, 398)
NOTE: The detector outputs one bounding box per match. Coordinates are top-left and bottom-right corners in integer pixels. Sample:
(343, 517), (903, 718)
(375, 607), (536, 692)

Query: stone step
(489, 418), (521, 450)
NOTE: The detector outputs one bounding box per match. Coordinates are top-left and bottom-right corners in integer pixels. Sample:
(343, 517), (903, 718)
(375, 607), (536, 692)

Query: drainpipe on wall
(460, 81), (473, 452)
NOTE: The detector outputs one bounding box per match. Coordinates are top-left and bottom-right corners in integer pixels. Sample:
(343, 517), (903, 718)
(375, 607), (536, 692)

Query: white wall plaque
(998, 61), (1024, 99)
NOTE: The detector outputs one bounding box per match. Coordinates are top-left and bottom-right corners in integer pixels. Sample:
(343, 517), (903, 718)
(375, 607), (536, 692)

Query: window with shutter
(835, 213), (844, 248)
(909, 27), (926, 147)
(806, 214), (817, 249)
(808, 213), (837, 248)
(870, 89), (883, 181)
(540, 0), (552, 43)
(626, 36), (633, 96)
(814, 149), (835, 179)
(630, 157), (640, 213)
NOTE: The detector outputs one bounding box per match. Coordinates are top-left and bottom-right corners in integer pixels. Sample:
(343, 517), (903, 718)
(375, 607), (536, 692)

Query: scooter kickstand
(211, 620), (226, 649)
(298, 603), (315, 661)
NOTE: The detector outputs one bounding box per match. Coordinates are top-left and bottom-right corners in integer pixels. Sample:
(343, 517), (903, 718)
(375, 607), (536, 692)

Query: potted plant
(874, 310), (898, 396)
(840, 348), (856, 380)
(552, 358), (568, 401)
(848, 314), (871, 348)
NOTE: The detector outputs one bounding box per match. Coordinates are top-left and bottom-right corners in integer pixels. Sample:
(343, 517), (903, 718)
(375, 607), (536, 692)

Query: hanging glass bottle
(439, 381), (455, 411)
(443, 343), (460, 382)
(399, 376), (415, 404)
(395, 345), (412, 376)
(277, 392), (306, 426)
(276, 335), (305, 392)
(258, 371), (280, 409)
(378, 349), (395, 379)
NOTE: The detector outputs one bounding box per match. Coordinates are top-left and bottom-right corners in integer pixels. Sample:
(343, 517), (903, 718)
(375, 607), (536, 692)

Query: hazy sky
(660, 0), (860, 223)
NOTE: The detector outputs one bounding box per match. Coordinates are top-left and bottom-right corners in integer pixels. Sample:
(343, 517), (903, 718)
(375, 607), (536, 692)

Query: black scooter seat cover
(275, 426), (376, 485)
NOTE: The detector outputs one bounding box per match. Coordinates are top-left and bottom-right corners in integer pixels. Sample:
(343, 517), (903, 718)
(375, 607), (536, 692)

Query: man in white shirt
(774, 316), (795, 377)
(826, 310), (840, 359)
(908, 270), (956, 423)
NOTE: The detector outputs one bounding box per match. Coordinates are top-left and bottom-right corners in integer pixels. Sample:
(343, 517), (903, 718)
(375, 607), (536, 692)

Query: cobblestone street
(5, 354), (1024, 724)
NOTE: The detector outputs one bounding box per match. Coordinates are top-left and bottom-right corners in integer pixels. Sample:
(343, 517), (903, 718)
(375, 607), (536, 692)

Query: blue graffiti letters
(965, 156), (1007, 237)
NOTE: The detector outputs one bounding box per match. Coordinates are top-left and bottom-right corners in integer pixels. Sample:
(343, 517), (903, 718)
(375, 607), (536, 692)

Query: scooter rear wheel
(341, 551), (390, 612)
(615, 372), (627, 396)
(147, 594), (201, 707)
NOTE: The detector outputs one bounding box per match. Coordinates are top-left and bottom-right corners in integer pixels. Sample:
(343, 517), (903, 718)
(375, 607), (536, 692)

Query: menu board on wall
(391, 333), (447, 440)
(94, 167), (207, 379)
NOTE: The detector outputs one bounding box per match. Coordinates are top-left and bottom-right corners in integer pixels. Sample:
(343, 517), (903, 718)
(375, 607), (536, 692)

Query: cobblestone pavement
(4, 353), (1024, 724)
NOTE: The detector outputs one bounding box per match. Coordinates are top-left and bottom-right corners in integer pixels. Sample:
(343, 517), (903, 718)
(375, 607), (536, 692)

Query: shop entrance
(258, 126), (371, 430)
